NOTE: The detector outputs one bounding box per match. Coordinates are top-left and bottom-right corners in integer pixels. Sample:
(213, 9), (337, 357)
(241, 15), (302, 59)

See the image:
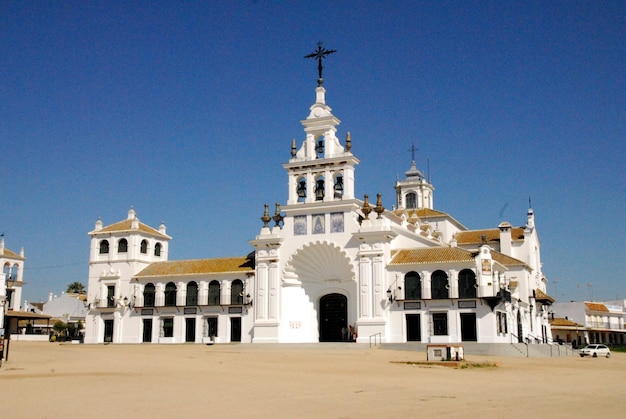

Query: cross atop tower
(304, 42), (336, 86)
(408, 143), (418, 162)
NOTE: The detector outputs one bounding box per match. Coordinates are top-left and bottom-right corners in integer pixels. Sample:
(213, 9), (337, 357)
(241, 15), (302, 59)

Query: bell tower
(284, 86), (359, 204)
(394, 145), (435, 210)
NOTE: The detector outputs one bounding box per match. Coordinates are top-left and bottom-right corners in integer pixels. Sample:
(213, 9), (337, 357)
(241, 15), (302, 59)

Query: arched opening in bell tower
(314, 175), (325, 201)
(296, 176), (307, 202)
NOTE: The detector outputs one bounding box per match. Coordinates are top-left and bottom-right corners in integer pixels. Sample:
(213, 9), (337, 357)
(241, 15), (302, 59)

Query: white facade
(551, 301), (626, 346)
(1, 237), (25, 318)
(85, 82), (555, 346)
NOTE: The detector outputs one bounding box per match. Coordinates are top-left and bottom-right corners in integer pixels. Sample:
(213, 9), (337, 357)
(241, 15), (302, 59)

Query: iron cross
(304, 42), (336, 86)
(408, 143), (418, 161)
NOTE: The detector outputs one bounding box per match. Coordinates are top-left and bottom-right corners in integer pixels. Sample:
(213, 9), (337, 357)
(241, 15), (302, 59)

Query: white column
(372, 256), (384, 317)
(178, 282), (186, 306)
(359, 256), (372, 318)
(221, 280), (229, 305)
(449, 270), (458, 299)
(422, 271), (431, 299)
(255, 263), (268, 321)
(268, 261), (279, 320)
(198, 281), (208, 306)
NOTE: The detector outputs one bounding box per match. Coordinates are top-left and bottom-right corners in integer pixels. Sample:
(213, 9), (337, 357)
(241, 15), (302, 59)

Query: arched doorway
(319, 293), (347, 342)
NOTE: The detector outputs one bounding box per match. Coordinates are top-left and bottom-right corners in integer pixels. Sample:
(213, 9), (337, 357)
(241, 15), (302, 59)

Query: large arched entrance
(319, 293), (347, 342)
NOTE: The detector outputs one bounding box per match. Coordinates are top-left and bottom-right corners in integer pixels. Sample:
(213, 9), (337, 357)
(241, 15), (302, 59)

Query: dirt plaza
(1, 341), (624, 418)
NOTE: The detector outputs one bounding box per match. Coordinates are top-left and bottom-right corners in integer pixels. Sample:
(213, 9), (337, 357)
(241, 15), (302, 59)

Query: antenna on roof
(427, 157), (431, 183)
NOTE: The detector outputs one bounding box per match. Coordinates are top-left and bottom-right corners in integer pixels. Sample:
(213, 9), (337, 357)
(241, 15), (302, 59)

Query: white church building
(84, 76), (554, 345)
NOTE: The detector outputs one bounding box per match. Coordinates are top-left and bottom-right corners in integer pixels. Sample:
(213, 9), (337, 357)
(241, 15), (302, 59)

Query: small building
(551, 301), (626, 346)
(549, 317), (585, 347)
(1, 236), (26, 316)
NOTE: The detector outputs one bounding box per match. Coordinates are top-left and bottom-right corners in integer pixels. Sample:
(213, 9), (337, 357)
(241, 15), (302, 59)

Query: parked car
(579, 344), (611, 358)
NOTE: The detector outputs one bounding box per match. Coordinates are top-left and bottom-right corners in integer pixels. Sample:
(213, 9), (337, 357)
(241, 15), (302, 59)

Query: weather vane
(304, 42), (336, 86)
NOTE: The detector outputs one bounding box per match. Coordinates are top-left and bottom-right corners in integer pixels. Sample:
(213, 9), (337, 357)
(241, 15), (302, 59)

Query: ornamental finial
(261, 204), (271, 228)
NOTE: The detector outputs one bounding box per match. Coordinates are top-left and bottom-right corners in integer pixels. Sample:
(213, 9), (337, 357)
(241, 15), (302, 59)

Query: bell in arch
(315, 139), (324, 157)
(315, 178), (325, 201)
(334, 175), (343, 192)
(297, 179), (307, 199)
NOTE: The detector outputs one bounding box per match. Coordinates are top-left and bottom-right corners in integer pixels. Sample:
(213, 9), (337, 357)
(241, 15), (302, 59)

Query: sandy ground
(0, 341), (624, 418)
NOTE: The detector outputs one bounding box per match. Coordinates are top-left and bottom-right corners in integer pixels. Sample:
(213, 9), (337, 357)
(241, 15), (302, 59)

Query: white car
(579, 344), (611, 358)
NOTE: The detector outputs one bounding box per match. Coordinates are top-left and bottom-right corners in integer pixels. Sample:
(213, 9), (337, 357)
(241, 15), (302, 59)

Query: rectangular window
(107, 285), (116, 308)
(432, 312), (448, 335)
(162, 318), (174, 338)
(294, 215), (307, 235)
(496, 312), (508, 334)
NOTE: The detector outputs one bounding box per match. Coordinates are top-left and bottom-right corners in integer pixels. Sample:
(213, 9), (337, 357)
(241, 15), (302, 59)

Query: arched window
(118, 239), (128, 253)
(431, 270), (449, 299)
(186, 281), (198, 306)
(208, 280), (221, 306)
(164, 282), (177, 306)
(404, 271), (421, 300)
(99, 240), (109, 254)
(405, 192), (417, 209)
(9, 263), (19, 281)
(143, 283), (156, 307)
(231, 279), (244, 305)
(154, 242), (162, 257)
(458, 269), (477, 298)
(3, 263), (10, 281)
(140, 240), (148, 254)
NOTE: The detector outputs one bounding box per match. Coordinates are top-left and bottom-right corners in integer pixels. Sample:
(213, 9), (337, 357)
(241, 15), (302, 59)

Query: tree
(66, 282), (85, 294)
(52, 320), (67, 336)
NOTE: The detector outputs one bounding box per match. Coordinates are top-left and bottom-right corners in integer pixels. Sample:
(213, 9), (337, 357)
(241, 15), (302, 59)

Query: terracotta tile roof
(135, 255), (254, 278)
(392, 208), (457, 220)
(389, 247), (529, 268)
(390, 247), (475, 265)
(584, 302), (609, 312)
(413, 208), (449, 218)
(535, 288), (555, 303)
(491, 251), (527, 267)
(550, 317), (582, 327)
(5, 310), (52, 320)
(455, 227), (525, 245)
(94, 220), (170, 239)
(1, 247), (25, 260)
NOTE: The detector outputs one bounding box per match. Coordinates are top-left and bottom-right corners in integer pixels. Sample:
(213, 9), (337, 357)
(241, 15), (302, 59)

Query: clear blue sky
(1, 1), (624, 304)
